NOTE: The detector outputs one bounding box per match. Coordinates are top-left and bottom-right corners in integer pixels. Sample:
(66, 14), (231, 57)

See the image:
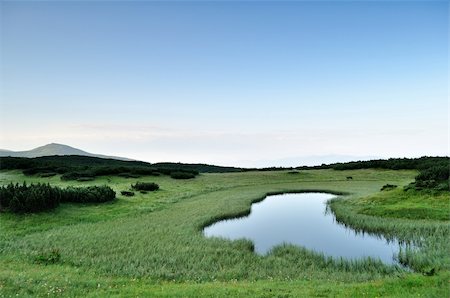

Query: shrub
(131, 182), (159, 191)
(62, 186), (116, 203)
(40, 172), (57, 178)
(380, 184), (397, 191)
(170, 172), (196, 179)
(117, 173), (141, 178)
(76, 177), (95, 182)
(61, 172), (94, 181)
(121, 191), (135, 197)
(130, 168), (159, 176)
(0, 183), (61, 213)
(0, 183), (116, 213)
(415, 165), (449, 190)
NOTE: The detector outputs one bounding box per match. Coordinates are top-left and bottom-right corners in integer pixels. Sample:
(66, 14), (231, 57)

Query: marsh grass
(33, 248), (61, 265)
(328, 190), (450, 273)
(0, 168), (448, 296)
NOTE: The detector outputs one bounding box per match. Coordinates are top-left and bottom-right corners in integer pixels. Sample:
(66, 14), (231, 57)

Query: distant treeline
(0, 155), (448, 190)
(0, 156), (242, 181)
(0, 183), (116, 213)
(246, 156), (449, 191)
(307, 156), (448, 172)
(308, 157), (449, 191)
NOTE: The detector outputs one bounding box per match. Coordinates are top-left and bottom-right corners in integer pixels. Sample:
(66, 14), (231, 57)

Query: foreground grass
(0, 169), (448, 296)
(1, 256), (448, 297)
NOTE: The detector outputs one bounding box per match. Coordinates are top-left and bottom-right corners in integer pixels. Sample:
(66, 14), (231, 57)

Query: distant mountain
(0, 143), (133, 161)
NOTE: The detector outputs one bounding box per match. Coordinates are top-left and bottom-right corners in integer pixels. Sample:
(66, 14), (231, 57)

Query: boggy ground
(0, 169), (448, 297)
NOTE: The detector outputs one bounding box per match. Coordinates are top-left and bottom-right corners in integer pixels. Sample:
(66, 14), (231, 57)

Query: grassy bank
(328, 188), (450, 274)
(0, 169), (448, 296)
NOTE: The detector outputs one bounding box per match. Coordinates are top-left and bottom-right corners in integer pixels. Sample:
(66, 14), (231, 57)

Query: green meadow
(0, 169), (449, 297)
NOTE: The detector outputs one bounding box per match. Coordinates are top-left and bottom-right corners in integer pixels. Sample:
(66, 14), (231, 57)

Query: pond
(203, 193), (402, 264)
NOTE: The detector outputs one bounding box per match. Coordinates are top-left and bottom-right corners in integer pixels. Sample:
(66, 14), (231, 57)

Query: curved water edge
(203, 192), (407, 265)
(200, 189), (348, 230)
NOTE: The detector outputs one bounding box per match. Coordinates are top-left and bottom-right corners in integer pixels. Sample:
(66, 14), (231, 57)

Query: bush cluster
(170, 171), (196, 179)
(0, 156), (240, 181)
(0, 183), (116, 213)
(0, 183), (60, 213)
(414, 165), (449, 191)
(308, 156), (449, 191)
(321, 157), (449, 171)
(121, 191), (135, 197)
(380, 184), (397, 191)
(62, 186), (116, 203)
(131, 182), (159, 191)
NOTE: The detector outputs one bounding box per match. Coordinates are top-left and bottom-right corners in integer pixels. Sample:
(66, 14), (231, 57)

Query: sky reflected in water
(204, 193), (401, 264)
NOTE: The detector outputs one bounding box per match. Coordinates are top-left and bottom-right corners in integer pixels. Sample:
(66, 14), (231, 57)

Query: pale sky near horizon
(0, 1), (448, 166)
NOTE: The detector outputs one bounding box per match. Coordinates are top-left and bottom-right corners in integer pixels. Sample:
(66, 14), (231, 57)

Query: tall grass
(328, 195), (450, 273)
(0, 168), (447, 296)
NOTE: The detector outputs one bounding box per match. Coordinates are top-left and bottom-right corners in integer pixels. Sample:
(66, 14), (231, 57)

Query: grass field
(0, 169), (449, 297)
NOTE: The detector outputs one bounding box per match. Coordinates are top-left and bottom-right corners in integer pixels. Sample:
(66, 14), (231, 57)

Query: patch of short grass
(348, 188), (449, 221)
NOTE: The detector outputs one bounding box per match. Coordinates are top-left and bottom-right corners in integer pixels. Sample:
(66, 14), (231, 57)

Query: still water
(204, 193), (401, 264)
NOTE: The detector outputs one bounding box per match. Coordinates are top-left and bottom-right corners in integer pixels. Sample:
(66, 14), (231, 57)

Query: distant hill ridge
(0, 143), (133, 161)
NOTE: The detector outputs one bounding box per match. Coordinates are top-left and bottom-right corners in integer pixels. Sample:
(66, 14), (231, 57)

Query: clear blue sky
(0, 1), (448, 166)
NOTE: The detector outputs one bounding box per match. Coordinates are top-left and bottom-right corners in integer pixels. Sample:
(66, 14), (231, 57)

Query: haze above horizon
(0, 1), (448, 167)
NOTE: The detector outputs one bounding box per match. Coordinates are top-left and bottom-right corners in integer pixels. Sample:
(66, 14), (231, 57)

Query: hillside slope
(0, 143), (133, 161)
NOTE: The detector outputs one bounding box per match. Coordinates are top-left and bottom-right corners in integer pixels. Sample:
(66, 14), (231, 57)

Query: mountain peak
(0, 143), (133, 161)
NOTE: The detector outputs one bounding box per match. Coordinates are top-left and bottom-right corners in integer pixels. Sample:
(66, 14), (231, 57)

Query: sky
(0, 1), (448, 167)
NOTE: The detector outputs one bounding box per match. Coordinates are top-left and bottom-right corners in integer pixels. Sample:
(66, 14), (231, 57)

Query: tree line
(0, 156), (246, 181)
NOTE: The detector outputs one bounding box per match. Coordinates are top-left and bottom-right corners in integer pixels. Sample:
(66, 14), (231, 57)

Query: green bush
(380, 184), (397, 191)
(62, 186), (116, 203)
(76, 177), (95, 182)
(117, 173), (141, 178)
(0, 183), (116, 213)
(0, 183), (61, 213)
(61, 172), (94, 181)
(170, 172), (196, 179)
(40, 172), (57, 178)
(121, 191), (135, 197)
(131, 182), (159, 191)
(415, 165), (449, 190)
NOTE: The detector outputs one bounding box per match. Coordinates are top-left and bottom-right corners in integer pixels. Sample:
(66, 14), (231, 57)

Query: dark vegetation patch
(413, 165), (449, 191)
(0, 156), (448, 191)
(0, 156), (242, 181)
(287, 171), (300, 174)
(40, 172), (57, 178)
(381, 184), (397, 191)
(76, 177), (95, 182)
(33, 248), (61, 265)
(170, 171), (196, 179)
(308, 156), (448, 171)
(242, 157), (448, 191)
(131, 182), (159, 191)
(117, 173), (141, 178)
(0, 183), (116, 213)
(306, 157), (449, 192)
(121, 191), (135, 197)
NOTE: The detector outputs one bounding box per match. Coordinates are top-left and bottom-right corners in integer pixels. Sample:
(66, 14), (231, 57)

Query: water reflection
(204, 193), (402, 264)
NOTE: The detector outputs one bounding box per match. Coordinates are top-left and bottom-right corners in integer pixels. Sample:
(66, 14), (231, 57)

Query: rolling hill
(0, 143), (133, 161)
